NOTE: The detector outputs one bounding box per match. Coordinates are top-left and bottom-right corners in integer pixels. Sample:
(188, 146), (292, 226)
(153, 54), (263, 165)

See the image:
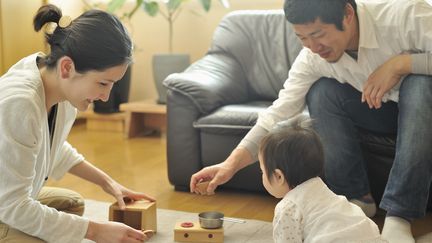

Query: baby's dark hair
(33, 4), (132, 73)
(259, 114), (324, 189)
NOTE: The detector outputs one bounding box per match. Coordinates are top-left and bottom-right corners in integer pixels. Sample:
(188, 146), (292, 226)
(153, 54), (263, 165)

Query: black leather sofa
(163, 10), (431, 206)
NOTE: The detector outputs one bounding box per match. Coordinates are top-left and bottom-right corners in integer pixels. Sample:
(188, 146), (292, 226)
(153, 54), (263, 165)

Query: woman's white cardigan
(0, 53), (89, 242)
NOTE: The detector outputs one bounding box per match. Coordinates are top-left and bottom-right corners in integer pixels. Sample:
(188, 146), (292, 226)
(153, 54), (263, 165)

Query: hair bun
(58, 15), (72, 28)
(43, 22), (57, 35)
(33, 4), (62, 32)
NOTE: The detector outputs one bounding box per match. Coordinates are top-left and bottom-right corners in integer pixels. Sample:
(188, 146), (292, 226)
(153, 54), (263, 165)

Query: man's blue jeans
(306, 75), (432, 219)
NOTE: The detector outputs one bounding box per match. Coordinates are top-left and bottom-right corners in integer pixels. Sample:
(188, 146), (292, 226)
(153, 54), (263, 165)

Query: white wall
(49, 0), (284, 101)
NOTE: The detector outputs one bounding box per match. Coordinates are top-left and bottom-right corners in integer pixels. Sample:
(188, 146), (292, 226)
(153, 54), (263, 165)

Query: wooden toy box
(174, 221), (223, 243)
(109, 200), (157, 232)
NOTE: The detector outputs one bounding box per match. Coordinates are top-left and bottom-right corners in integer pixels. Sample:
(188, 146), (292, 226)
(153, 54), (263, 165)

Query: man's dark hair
(284, 0), (357, 31)
(259, 114), (324, 189)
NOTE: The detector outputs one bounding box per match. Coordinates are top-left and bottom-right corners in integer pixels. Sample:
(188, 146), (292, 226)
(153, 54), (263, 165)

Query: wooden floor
(47, 123), (432, 236)
(47, 124), (278, 222)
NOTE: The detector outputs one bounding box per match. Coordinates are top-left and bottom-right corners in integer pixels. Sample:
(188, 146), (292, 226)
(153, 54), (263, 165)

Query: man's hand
(362, 54), (411, 109)
(190, 147), (254, 195)
(190, 162), (237, 195)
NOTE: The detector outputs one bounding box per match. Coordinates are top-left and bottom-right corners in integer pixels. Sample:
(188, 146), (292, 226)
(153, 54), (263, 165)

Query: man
(190, 0), (432, 242)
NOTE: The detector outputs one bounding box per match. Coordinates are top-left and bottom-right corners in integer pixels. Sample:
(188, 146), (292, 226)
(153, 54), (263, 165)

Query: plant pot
(152, 54), (190, 104)
(93, 65), (132, 113)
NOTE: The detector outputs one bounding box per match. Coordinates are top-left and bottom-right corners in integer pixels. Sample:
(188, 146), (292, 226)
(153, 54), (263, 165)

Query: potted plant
(106, 0), (230, 104)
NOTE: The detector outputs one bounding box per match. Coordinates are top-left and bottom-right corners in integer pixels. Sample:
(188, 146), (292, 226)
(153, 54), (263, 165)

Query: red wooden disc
(180, 222), (194, 228)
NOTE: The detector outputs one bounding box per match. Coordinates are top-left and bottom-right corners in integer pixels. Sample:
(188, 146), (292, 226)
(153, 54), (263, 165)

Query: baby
(258, 114), (385, 243)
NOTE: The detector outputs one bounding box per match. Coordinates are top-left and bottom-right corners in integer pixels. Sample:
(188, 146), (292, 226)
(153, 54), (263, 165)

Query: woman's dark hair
(259, 114), (324, 189)
(284, 0), (357, 31)
(33, 4), (132, 73)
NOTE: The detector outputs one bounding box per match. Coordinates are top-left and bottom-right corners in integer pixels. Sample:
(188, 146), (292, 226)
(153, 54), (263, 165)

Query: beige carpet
(82, 199), (273, 243)
(82, 199), (432, 243)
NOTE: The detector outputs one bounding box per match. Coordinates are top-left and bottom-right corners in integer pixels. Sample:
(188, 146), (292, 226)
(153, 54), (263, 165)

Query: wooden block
(196, 180), (214, 195)
(174, 221), (223, 243)
(109, 200), (157, 232)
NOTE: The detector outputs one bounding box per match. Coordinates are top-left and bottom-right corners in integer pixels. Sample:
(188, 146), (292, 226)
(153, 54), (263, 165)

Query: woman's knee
(0, 223), (45, 243)
(37, 187), (85, 216)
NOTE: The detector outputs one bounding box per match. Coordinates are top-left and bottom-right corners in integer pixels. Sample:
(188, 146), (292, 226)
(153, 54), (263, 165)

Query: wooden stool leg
(124, 112), (142, 138)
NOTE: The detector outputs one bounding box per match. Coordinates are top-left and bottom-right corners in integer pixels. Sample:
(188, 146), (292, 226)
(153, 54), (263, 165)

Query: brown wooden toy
(174, 221), (223, 243)
(109, 199), (157, 232)
(196, 180), (214, 195)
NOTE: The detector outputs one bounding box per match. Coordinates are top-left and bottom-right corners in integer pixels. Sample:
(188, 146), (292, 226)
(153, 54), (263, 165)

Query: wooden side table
(77, 109), (125, 132)
(119, 99), (167, 138)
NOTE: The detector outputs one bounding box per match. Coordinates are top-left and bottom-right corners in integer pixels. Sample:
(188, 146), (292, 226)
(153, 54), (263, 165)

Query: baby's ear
(273, 169), (286, 186)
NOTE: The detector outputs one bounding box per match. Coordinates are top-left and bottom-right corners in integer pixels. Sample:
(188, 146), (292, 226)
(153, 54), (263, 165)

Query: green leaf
(142, 2), (159, 17)
(107, 0), (127, 13)
(127, 0), (145, 19)
(167, 0), (183, 11)
(199, 0), (211, 12)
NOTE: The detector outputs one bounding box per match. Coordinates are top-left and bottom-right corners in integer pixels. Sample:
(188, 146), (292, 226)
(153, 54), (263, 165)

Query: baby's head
(258, 114), (324, 198)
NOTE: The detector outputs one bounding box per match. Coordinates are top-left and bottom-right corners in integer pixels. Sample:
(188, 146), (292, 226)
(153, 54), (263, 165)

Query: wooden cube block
(174, 221), (223, 243)
(196, 180), (212, 195)
(109, 200), (157, 232)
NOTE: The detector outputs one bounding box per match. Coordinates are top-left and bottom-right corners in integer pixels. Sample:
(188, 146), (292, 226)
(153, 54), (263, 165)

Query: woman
(0, 4), (154, 243)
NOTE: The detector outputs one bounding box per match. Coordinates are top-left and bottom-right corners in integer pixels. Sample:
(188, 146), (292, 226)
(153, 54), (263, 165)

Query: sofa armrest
(166, 90), (202, 189)
(163, 53), (249, 114)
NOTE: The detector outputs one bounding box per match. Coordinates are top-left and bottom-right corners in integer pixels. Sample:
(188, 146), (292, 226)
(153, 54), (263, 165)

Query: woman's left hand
(68, 161), (156, 209)
(103, 179), (155, 209)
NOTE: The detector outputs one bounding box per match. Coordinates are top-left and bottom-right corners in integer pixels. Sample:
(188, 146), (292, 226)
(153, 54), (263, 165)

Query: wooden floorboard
(47, 124), (278, 222)
(47, 123), (432, 236)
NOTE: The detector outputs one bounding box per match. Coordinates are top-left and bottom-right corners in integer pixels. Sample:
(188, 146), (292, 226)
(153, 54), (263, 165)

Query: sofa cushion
(193, 101), (271, 135)
(195, 102), (398, 151)
(164, 54), (249, 114)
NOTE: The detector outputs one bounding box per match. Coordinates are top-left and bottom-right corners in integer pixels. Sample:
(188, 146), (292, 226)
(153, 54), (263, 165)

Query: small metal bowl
(199, 211), (224, 229)
(198, 211), (246, 229)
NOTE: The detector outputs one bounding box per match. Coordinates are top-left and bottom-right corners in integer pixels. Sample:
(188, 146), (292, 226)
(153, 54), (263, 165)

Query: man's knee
(306, 78), (343, 111)
(37, 187), (85, 216)
(307, 78), (335, 104)
(399, 74), (432, 106)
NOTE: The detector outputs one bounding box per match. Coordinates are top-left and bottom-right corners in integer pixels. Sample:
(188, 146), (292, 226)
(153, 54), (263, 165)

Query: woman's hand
(69, 161), (155, 209)
(102, 179), (155, 210)
(86, 221), (152, 243)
